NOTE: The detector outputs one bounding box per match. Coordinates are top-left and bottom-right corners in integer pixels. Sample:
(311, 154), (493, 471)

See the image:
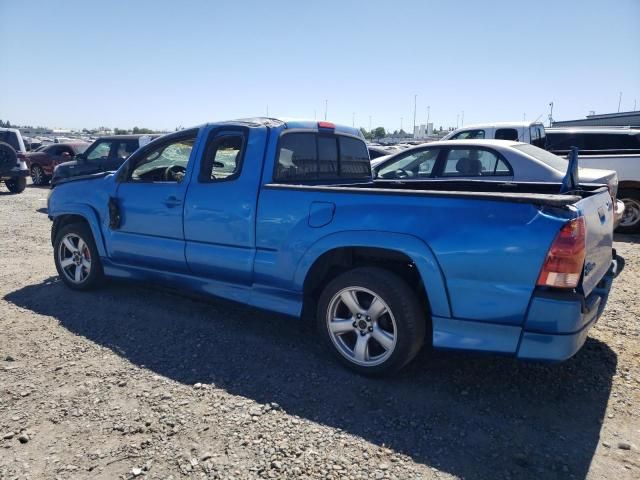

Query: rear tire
(316, 267), (426, 375)
(53, 222), (104, 290)
(4, 177), (27, 193)
(616, 189), (640, 234)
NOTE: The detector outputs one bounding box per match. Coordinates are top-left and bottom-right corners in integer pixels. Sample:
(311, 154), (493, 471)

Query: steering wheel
(164, 165), (186, 181)
(394, 168), (411, 179)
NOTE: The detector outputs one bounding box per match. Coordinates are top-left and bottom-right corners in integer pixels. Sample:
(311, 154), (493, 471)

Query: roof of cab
(455, 121), (545, 129)
(209, 117), (363, 137)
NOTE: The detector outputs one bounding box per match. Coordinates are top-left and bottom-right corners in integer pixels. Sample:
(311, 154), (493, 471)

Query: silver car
(372, 139), (624, 227)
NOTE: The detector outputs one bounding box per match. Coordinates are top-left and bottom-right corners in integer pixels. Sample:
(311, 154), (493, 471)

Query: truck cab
(442, 121), (547, 148)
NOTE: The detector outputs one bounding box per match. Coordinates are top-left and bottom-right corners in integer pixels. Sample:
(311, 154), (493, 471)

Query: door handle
(163, 196), (182, 207)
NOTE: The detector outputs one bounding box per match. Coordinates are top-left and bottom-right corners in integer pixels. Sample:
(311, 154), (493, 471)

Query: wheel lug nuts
(360, 331), (366, 336)
(368, 326), (373, 332)
(356, 314), (361, 319)
(352, 321), (357, 328)
(366, 316), (371, 321)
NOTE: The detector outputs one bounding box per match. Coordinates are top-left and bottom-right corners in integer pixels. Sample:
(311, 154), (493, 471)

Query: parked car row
(397, 121), (640, 232)
(47, 118), (623, 375)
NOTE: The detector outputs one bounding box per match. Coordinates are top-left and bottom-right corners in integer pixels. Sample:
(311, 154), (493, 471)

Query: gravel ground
(0, 182), (638, 480)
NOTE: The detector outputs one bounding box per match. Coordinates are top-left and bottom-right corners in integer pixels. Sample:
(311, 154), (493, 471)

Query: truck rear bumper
(517, 252), (624, 361)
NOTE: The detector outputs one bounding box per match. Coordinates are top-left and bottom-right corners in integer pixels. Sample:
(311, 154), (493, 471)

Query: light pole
(324, 99), (328, 120)
(548, 102), (554, 127)
(369, 116), (372, 134)
(400, 117), (403, 133)
(413, 94), (417, 137)
(352, 112), (355, 128)
(456, 114), (459, 128)
(461, 110), (464, 127)
(426, 106), (430, 127)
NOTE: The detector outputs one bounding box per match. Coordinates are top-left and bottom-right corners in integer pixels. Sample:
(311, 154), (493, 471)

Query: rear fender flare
(292, 230), (451, 318)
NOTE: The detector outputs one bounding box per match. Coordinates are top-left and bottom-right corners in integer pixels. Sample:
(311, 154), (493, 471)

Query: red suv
(26, 142), (89, 185)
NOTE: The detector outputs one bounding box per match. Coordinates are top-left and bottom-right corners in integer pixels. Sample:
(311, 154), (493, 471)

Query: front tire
(317, 267), (426, 375)
(616, 189), (640, 234)
(53, 222), (104, 290)
(31, 165), (49, 185)
(4, 177), (27, 193)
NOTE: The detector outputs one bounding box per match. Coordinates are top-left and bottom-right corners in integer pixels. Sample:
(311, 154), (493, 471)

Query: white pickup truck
(441, 121), (547, 147)
(443, 123), (639, 233)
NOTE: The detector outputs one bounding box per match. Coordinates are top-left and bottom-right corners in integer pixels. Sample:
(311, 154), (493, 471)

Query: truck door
(183, 125), (266, 286)
(107, 129), (200, 272)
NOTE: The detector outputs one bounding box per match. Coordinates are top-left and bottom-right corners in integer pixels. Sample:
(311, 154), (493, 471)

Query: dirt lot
(0, 182), (638, 480)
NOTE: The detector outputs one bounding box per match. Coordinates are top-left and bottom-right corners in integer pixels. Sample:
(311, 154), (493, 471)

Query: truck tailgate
(576, 187), (614, 296)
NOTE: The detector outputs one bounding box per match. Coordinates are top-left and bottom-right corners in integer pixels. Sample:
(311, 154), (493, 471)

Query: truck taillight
(537, 217), (586, 289)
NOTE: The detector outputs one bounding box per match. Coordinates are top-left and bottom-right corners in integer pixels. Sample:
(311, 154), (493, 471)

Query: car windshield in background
(72, 144), (89, 154)
(513, 144), (567, 172)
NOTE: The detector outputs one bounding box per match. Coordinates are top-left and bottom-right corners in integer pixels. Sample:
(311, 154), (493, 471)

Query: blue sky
(1, 0), (639, 131)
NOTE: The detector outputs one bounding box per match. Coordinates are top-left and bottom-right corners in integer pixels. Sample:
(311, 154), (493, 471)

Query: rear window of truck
(275, 133), (370, 181)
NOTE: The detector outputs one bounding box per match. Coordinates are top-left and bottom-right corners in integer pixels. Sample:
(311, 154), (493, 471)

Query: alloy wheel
(326, 286), (397, 367)
(57, 233), (92, 284)
(31, 166), (43, 185)
(620, 198), (640, 228)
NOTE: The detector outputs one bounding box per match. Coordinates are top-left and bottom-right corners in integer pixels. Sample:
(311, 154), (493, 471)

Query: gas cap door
(308, 201), (335, 228)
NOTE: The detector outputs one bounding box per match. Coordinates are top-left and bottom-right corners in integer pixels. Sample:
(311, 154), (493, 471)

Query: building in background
(552, 110), (640, 128)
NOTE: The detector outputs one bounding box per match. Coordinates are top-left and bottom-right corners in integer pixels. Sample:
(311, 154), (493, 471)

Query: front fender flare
(51, 204), (106, 257)
(292, 230), (451, 318)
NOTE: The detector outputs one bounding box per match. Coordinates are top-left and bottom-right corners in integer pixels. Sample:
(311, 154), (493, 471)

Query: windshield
(512, 144), (567, 172)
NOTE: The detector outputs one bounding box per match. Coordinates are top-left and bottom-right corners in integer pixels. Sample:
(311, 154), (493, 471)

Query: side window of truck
(199, 132), (246, 182)
(451, 129), (485, 140)
(441, 148), (511, 177)
(86, 142), (112, 162)
(128, 132), (197, 183)
(495, 128), (519, 141)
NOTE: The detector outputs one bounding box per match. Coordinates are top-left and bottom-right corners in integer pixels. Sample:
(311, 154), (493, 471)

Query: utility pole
(426, 106), (430, 126)
(548, 102), (554, 127)
(618, 92), (622, 113)
(461, 110), (464, 127)
(456, 114), (459, 128)
(413, 94), (417, 137)
(324, 99), (328, 120)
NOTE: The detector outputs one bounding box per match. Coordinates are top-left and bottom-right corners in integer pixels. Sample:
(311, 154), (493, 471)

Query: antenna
(618, 92), (622, 112)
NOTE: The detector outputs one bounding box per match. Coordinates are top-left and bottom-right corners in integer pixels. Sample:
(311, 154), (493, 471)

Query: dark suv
(51, 134), (161, 185)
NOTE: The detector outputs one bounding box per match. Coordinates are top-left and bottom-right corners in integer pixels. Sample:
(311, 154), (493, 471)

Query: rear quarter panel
(256, 187), (570, 326)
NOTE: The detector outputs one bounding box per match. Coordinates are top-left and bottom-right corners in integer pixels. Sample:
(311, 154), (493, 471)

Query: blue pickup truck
(47, 118), (622, 374)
